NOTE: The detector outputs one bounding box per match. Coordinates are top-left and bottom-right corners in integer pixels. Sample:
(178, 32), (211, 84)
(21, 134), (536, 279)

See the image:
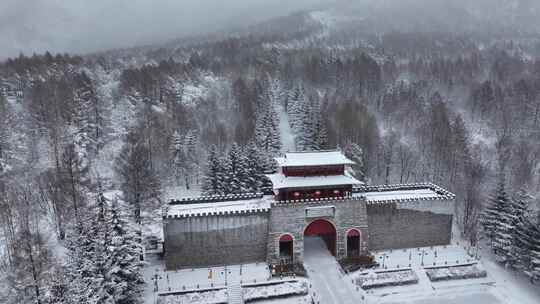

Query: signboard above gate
(305, 205), (335, 218)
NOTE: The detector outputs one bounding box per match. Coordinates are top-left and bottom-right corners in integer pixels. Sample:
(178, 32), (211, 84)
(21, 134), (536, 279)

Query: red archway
(304, 219), (337, 255)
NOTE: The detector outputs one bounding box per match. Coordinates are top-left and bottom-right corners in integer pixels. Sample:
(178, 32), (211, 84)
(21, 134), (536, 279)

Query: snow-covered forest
(2, 0), (540, 303)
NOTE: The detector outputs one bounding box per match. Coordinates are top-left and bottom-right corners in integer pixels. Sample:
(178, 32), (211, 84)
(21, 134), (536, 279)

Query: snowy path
(276, 103), (296, 152)
(303, 237), (365, 304)
(227, 267), (244, 304)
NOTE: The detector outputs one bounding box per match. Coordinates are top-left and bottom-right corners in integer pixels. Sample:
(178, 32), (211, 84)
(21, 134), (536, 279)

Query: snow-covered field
(360, 243), (540, 304)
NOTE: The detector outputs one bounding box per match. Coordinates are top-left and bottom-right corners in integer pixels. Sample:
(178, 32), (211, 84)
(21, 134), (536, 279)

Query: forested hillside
(2, 1), (540, 302)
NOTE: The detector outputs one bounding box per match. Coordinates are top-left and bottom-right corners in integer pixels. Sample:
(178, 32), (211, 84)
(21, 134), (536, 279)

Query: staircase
(227, 283), (244, 304)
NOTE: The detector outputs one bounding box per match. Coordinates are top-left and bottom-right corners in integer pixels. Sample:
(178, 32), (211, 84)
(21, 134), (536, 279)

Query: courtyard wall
(367, 202), (453, 250)
(164, 212), (269, 269)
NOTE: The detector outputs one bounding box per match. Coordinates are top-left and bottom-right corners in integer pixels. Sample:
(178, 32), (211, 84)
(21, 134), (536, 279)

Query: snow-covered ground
(361, 243), (540, 304)
(143, 256), (314, 304)
(276, 103), (296, 153)
(144, 241), (540, 304)
(304, 237), (365, 304)
(146, 262), (271, 295)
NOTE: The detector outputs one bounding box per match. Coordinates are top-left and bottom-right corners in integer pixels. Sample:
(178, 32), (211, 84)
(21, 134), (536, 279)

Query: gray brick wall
(367, 202), (453, 250)
(164, 212), (269, 269)
(163, 197), (453, 270)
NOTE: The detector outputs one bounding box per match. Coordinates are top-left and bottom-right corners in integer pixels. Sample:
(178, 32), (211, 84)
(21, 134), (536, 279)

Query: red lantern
(315, 190), (321, 196)
(333, 189), (340, 195)
(293, 192), (300, 197)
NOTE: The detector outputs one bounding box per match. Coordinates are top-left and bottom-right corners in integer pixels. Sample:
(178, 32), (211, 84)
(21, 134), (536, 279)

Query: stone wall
(267, 198), (369, 264)
(164, 212), (269, 270)
(367, 202), (453, 250)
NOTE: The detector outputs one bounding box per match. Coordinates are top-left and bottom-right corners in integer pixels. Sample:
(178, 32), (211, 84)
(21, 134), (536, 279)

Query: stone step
(227, 283), (244, 304)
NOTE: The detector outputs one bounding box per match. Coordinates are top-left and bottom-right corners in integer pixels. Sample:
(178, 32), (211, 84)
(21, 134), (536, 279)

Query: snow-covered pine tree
(305, 96), (329, 151)
(66, 191), (113, 304)
(245, 142), (268, 192)
(255, 85), (281, 155)
(481, 173), (515, 263)
(314, 112), (329, 150)
(525, 211), (540, 283)
(170, 130), (186, 185)
(0, 94), (12, 176)
(217, 154), (231, 195)
(287, 84), (306, 133)
(225, 143), (249, 194)
(107, 198), (144, 304)
(73, 72), (100, 160)
(43, 266), (69, 304)
(509, 189), (532, 270)
(343, 142), (366, 182)
(298, 97), (317, 151)
(183, 129), (200, 188)
(201, 145), (223, 195)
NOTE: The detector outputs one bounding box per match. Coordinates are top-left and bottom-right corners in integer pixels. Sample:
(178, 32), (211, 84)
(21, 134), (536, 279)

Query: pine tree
(481, 173), (515, 263)
(343, 143), (366, 182)
(107, 199), (144, 304)
(201, 146), (223, 195)
(255, 90), (281, 155)
(225, 143), (249, 194)
(170, 130), (186, 185)
(287, 84), (306, 134)
(525, 211), (540, 283)
(509, 189), (532, 270)
(66, 192), (113, 304)
(245, 142), (268, 192)
(0, 94), (12, 176)
(43, 266), (69, 304)
(183, 130), (200, 188)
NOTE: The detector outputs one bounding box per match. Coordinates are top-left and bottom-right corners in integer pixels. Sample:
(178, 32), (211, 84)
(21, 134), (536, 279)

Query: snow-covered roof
(362, 189), (438, 202)
(266, 173), (363, 190)
(275, 151), (355, 167)
(352, 183), (455, 203)
(165, 196), (271, 218)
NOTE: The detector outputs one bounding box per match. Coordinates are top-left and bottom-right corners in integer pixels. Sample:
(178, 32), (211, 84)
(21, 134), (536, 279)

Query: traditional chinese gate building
(163, 151), (455, 269)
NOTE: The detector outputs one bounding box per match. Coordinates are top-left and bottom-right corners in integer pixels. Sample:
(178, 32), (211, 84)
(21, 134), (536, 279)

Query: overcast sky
(0, 0), (335, 59)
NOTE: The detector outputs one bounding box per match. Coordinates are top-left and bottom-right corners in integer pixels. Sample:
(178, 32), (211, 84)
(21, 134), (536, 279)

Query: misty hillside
(1, 1), (540, 303)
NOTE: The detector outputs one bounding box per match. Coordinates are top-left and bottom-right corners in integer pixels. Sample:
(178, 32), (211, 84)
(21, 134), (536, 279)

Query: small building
(267, 151), (362, 201)
(163, 151), (455, 270)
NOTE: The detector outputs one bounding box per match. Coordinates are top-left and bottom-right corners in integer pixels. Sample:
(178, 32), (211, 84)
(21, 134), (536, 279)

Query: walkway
(227, 265), (244, 304)
(303, 237), (365, 304)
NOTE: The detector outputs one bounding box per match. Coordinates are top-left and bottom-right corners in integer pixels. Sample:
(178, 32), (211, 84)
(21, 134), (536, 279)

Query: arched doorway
(346, 229), (361, 257)
(304, 219), (337, 255)
(279, 234), (294, 264)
